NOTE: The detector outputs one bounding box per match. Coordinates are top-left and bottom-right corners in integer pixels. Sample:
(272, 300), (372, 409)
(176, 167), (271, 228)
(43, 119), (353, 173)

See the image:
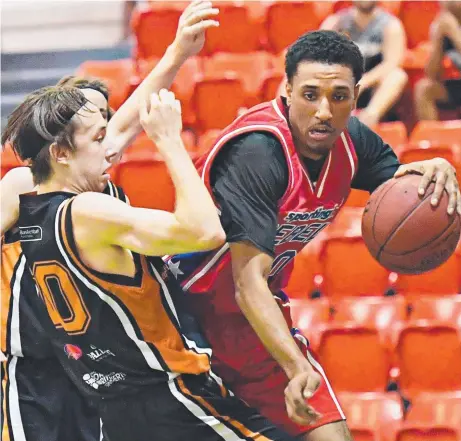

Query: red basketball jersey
(170, 97), (358, 314)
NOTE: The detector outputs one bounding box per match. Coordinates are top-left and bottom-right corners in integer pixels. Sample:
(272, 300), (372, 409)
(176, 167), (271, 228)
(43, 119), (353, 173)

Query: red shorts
(199, 308), (345, 437)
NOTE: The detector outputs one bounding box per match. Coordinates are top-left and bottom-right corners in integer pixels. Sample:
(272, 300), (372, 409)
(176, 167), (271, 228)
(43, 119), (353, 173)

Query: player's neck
(37, 178), (80, 195)
(354, 8), (378, 28)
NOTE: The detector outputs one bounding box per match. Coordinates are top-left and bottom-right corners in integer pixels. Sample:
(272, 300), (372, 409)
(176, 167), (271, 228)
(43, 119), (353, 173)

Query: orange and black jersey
(1, 181), (128, 361)
(18, 191), (212, 398)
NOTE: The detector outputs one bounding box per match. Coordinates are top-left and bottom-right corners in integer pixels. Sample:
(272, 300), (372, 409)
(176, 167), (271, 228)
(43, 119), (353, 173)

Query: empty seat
(204, 5), (261, 54)
(397, 392), (461, 441)
(372, 121), (408, 148)
(319, 235), (391, 297)
(410, 120), (461, 146)
(410, 296), (461, 323)
(338, 392), (404, 441)
(394, 253), (461, 297)
(202, 52), (273, 104)
(400, 1), (440, 49)
(395, 320), (461, 396)
(117, 150), (176, 211)
(75, 59), (137, 110)
(398, 143), (461, 180)
(290, 297), (330, 348)
(317, 321), (392, 392)
(193, 76), (247, 132)
(131, 8), (182, 59)
(266, 2), (321, 53)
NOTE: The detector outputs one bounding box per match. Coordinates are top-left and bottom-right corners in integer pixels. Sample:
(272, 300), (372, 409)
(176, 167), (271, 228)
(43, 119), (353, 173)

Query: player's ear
(49, 141), (72, 166)
(353, 84), (360, 109)
(285, 81), (293, 106)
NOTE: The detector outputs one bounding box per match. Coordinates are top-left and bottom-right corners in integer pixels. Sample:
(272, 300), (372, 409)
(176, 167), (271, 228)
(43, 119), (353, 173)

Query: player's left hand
(171, 0), (219, 61)
(394, 157), (461, 215)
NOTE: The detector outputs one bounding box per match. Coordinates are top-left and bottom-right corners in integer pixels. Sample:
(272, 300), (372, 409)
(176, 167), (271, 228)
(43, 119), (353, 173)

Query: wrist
(283, 357), (315, 380)
(166, 42), (189, 67)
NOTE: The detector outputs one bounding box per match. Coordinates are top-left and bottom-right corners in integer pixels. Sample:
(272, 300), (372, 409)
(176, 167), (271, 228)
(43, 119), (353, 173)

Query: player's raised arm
(72, 90), (225, 256)
(0, 166), (34, 235)
(104, 0), (219, 162)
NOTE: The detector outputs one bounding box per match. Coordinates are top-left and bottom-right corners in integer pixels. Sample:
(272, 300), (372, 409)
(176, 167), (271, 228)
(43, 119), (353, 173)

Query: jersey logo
(283, 205), (340, 223)
(19, 225), (42, 242)
(64, 344), (83, 360)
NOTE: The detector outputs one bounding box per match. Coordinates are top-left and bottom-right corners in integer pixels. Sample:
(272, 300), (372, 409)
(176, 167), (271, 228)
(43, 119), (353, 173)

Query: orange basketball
(362, 174), (460, 274)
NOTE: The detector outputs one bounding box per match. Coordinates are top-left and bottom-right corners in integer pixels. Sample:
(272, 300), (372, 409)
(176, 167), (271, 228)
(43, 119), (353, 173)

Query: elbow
(189, 225), (226, 251)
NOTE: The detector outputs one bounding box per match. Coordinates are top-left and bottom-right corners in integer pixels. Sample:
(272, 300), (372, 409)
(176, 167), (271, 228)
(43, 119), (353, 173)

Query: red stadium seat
(400, 1), (440, 49)
(398, 143), (461, 182)
(260, 72), (285, 102)
(319, 234), (391, 297)
(395, 320), (461, 396)
(290, 297), (330, 348)
(410, 296), (461, 323)
(410, 120), (461, 146)
(117, 150), (176, 211)
(204, 5), (261, 54)
(1, 145), (24, 178)
(193, 76), (247, 132)
(338, 392), (404, 441)
(344, 189), (369, 207)
(75, 59), (137, 110)
(202, 52), (273, 104)
(394, 253), (461, 298)
(131, 8), (182, 59)
(372, 121), (408, 148)
(397, 392), (461, 441)
(317, 321), (393, 392)
(266, 2), (322, 53)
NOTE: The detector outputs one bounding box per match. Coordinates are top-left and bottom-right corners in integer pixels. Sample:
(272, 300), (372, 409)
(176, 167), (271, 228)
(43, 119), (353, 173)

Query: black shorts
(442, 79), (461, 107)
(1, 355), (101, 441)
(99, 372), (296, 441)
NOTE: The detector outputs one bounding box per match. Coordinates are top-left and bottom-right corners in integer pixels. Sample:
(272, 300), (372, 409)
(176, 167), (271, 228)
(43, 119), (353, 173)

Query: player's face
(67, 101), (110, 193)
(286, 61), (359, 159)
(354, 0), (378, 13)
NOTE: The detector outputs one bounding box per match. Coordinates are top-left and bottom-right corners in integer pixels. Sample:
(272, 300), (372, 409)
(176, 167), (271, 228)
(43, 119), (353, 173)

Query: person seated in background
(321, 0), (408, 127)
(414, 1), (461, 121)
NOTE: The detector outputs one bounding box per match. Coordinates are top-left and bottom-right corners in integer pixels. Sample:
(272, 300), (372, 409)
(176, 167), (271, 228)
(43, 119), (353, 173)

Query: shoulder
(346, 116), (384, 157)
(1, 166), (34, 193)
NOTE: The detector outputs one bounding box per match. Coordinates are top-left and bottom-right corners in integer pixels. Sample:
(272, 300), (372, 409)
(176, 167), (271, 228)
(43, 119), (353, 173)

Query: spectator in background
(414, 1), (461, 121)
(321, 0), (408, 127)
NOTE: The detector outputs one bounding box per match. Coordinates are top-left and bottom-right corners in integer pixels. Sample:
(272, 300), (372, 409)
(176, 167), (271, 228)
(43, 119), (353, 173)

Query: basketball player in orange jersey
(1, 2), (221, 439)
(166, 30), (461, 441)
(3, 84), (300, 441)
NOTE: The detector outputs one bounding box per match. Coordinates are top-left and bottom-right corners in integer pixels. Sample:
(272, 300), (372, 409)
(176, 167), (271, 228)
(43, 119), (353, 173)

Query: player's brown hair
(57, 75), (114, 120)
(1, 86), (90, 185)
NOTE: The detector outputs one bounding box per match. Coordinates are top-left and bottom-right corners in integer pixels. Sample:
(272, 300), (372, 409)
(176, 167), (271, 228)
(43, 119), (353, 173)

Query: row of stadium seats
(290, 295), (461, 395)
(74, 51), (460, 131)
(338, 391), (461, 441)
(132, 1), (441, 58)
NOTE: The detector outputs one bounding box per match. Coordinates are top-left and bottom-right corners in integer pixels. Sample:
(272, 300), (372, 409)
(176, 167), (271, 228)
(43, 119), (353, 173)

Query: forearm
(426, 39), (445, 79)
(235, 280), (313, 379)
(107, 44), (186, 146)
(361, 61), (401, 89)
(158, 137), (224, 240)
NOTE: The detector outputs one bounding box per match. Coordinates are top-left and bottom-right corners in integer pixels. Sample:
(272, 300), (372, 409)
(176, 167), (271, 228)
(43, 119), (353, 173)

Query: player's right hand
(284, 369), (322, 426)
(140, 89), (183, 144)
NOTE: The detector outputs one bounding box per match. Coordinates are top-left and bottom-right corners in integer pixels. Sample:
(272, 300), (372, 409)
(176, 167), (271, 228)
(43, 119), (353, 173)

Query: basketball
(362, 174), (461, 275)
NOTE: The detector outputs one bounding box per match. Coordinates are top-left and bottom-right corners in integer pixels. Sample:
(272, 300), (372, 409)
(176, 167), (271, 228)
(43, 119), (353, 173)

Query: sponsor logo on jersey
(64, 344), (83, 360)
(283, 205), (340, 223)
(82, 371), (126, 389)
(19, 226), (43, 242)
(86, 345), (115, 362)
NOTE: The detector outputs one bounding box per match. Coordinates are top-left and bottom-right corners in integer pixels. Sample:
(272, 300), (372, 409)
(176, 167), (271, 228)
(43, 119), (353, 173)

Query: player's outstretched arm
(72, 90), (225, 256)
(1, 166), (34, 236)
(230, 241), (322, 426)
(104, 0), (219, 162)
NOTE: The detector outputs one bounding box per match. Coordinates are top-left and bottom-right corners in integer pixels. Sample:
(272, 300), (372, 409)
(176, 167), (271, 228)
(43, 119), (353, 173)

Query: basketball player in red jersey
(166, 30), (461, 441)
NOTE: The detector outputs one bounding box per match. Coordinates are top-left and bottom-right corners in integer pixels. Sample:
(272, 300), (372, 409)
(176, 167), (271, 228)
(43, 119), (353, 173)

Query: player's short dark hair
(1, 86), (90, 185)
(285, 30), (364, 84)
(57, 75), (114, 120)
